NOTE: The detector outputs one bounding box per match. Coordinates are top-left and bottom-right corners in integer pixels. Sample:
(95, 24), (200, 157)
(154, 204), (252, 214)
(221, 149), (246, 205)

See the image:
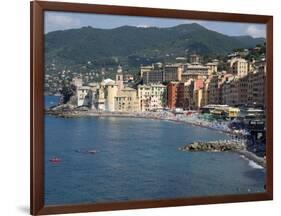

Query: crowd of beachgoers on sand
(46, 107), (250, 136)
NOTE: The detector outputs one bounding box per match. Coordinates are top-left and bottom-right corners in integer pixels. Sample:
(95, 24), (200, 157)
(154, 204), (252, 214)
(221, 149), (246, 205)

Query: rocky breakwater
(179, 140), (246, 152)
(45, 102), (91, 118)
(179, 140), (266, 168)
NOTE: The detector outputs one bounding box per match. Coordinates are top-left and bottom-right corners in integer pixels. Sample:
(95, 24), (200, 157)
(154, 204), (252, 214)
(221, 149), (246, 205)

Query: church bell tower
(116, 65), (124, 91)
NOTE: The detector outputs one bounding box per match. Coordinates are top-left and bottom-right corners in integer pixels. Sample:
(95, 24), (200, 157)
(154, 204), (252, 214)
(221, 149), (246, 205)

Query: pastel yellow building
(105, 81), (118, 112)
(115, 87), (140, 112)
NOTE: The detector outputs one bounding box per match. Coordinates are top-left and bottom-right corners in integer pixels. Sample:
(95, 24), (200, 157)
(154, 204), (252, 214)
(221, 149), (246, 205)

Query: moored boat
(49, 157), (62, 163)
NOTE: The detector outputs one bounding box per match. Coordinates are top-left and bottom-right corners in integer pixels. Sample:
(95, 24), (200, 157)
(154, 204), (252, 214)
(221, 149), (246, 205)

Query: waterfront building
(222, 75), (247, 106)
(137, 84), (166, 111)
(184, 79), (195, 110)
(176, 82), (185, 108)
(166, 79), (197, 110)
(207, 73), (233, 105)
(148, 84), (166, 110)
(167, 82), (179, 109)
(77, 86), (92, 107)
(192, 80), (204, 109)
(95, 81), (106, 111)
(203, 72), (233, 105)
(149, 95), (163, 111)
(105, 81), (118, 112)
(163, 64), (183, 82)
(193, 88), (204, 109)
(72, 77), (93, 107)
(202, 78), (210, 107)
(247, 61), (266, 107)
(88, 67), (141, 112)
(70, 56), (266, 112)
(114, 87), (140, 112)
(207, 75), (221, 105)
(238, 75), (249, 105)
(138, 84), (151, 111)
(220, 60), (266, 108)
(227, 57), (248, 78)
(176, 79), (196, 110)
(88, 82), (99, 110)
(222, 76), (239, 106)
(167, 79), (206, 110)
(90, 79), (116, 111)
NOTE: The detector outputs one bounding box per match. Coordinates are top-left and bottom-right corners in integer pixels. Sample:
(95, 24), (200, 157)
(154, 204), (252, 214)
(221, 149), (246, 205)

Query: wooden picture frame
(31, 1), (273, 215)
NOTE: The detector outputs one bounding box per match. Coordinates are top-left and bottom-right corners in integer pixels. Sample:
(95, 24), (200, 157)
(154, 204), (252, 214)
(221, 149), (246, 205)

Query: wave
(248, 160), (264, 169)
(239, 155), (264, 169)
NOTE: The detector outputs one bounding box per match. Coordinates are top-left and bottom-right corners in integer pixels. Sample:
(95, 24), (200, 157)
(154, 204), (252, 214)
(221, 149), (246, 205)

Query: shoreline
(234, 149), (266, 168)
(46, 110), (235, 134)
(46, 110), (266, 169)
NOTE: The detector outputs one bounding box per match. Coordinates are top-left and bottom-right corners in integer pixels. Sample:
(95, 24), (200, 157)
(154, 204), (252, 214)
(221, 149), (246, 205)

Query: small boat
(49, 157), (62, 163)
(87, 150), (97, 154)
(75, 149), (97, 154)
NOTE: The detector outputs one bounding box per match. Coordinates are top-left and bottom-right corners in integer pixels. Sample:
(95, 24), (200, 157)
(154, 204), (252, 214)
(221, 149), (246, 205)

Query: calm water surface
(44, 96), (265, 205)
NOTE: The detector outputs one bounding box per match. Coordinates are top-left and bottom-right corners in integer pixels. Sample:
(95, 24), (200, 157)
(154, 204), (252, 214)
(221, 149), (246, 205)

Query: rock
(51, 103), (74, 111)
(180, 140), (246, 152)
(75, 106), (90, 111)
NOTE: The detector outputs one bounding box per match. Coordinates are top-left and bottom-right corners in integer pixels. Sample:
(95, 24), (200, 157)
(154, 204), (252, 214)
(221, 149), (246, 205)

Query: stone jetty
(179, 140), (246, 152)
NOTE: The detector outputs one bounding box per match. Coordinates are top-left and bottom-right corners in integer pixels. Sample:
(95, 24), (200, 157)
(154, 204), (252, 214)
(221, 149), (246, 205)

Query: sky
(45, 11), (266, 38)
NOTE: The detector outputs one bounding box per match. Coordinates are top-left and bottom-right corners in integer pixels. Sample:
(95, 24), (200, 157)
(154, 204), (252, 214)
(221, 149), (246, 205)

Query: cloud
(245, 25), (266, 38)
(45, 13), (81, 32)
(136, 24), (153, 28)
(182, 20), (205, 24)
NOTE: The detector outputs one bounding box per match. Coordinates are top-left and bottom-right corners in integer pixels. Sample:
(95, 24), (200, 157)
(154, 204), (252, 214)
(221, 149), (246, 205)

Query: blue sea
(44, 96), (265, 205)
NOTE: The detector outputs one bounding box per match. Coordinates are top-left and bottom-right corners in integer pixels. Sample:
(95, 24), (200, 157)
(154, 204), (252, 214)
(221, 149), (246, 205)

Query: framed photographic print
(31, 1), (273, 215)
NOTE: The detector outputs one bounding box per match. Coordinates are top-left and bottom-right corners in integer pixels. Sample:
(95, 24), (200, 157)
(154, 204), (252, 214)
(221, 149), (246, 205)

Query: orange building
(167, 82), (186, 109)
(167, 82), (178, 109)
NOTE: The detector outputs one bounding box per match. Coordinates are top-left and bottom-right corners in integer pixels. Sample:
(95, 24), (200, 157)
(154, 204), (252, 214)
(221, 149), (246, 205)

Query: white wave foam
(239, 154), (264, 169)
(248, 160), (264, 169)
